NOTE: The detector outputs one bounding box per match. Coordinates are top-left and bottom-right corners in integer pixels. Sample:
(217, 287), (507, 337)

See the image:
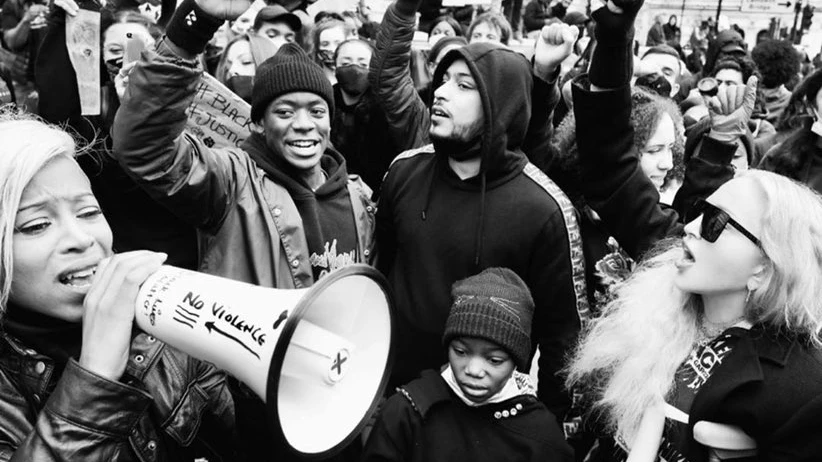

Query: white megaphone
(134, 264), (394, 459)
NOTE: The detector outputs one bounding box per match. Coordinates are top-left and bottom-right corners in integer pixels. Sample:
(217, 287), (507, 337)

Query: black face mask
(318, 49), (335, 67)
(227, 75), (253, 103)
(335, 65), (369, 96)
(105, 57), (123, 83)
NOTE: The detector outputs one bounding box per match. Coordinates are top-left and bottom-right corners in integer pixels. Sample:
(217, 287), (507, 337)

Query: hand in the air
(706, 76), (758, 143)
(533, 23), (579, 80)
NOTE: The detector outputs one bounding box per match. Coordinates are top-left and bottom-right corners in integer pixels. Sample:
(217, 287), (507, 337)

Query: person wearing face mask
(214, 32), (279, 103)
(33, 5), (200, 272)
(312, 18), (356, 84)
(331, 39), (397, 192)
(759, 68), (822, 195)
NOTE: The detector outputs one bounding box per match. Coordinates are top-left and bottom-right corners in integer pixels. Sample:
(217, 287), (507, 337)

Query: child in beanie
(362, 268), (573, 462)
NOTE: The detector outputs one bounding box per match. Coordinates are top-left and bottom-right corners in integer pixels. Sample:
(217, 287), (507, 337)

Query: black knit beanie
(251, 43), (334, 123)
(443, 268), (534, 371)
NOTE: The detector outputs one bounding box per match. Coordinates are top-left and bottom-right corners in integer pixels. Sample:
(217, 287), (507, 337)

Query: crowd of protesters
(2, 0), (822, 460)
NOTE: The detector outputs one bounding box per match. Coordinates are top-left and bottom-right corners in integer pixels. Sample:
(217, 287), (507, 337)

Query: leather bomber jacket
(0, 331), (237, 461)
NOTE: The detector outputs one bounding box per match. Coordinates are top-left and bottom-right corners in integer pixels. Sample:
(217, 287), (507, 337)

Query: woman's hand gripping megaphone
(194, 0), (253, 21)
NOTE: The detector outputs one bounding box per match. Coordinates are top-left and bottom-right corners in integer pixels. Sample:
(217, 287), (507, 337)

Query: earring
(745, 288), (752, 304)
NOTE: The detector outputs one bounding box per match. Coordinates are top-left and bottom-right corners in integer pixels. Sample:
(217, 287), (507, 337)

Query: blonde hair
(0, 110), (77, 317)
(566, 169), (822, 446)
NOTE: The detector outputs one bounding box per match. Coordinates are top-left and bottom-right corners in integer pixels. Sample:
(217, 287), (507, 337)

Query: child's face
(448, 337), (516, 404)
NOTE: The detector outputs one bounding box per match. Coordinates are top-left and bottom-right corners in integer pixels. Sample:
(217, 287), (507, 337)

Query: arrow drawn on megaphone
(204, 320), (261, 359)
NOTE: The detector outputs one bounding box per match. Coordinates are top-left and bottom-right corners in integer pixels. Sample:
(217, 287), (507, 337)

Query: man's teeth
(288, 141), (317, 148)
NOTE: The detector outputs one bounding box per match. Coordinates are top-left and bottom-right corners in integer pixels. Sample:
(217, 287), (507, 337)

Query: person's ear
(746, 259), (770, 293)
(670, 82), (680, 98)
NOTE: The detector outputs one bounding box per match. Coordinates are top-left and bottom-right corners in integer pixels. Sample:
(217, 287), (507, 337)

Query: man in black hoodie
(377, 29), (590, 422)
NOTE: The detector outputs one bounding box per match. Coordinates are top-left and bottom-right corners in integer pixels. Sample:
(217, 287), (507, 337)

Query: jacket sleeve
(361, 394), (414, 462)
(368, 0), (430, 153)
(757, 394), (822, 462)
(375, 164), (398, 276)
(671, 135), (736, 222)
(5, 359), (153, 461)
(572, 79), (682, 260)
(533, 208), (579, 422)
(523, 70), (561, 173)
(111, 38), (236, 232)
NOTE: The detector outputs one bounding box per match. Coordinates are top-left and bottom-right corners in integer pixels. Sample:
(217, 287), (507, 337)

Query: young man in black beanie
(362, 268), (573, 461)
(111, 0), (375, 458)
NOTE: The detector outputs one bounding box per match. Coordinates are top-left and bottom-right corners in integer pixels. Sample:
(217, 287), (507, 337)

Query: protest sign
(185, 72), (253, 149)
(66, 9), (100, 116)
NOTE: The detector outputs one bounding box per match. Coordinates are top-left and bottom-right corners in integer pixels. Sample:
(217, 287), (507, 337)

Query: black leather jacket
(0, 331), (237, 461)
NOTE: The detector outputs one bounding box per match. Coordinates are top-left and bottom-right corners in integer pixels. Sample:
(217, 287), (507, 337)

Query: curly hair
(551, 87), (685, 204)
(752, 39), (800, 88)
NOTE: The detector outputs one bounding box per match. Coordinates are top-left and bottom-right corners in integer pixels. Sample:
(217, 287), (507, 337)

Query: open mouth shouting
(676, 241), (695, 270)
(431, 105), (450, 120)
(58, 264), (97, 290)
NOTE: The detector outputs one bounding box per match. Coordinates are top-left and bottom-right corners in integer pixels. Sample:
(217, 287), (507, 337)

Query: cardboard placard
(66, 9), (100, 116)
(185, 72), (253, 149)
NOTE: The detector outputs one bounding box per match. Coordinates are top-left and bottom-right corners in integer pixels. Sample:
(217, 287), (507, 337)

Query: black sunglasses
(692, 199), (761, 247)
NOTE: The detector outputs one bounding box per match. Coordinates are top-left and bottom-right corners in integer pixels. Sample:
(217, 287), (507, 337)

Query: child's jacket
(362, 370), (573, 462)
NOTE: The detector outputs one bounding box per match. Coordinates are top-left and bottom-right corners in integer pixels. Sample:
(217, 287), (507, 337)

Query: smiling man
(112, 8), (375, 459)
(114, 39), (373, 287)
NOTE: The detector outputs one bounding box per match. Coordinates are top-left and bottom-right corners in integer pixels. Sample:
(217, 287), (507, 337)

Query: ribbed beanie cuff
(251, 43), (335, 122)
(443, 301), (531, 370)
(442, 268), (535, 371)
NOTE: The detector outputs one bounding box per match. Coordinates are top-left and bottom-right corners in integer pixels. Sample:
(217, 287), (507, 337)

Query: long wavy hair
(0, 110), (79, 318)
(567, 170), (822, 446)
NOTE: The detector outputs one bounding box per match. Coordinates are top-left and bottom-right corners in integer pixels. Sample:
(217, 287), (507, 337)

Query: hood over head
(431, 42), (532, 179)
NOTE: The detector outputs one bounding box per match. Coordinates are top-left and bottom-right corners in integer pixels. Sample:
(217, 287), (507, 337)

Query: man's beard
(430, 117), (484, 161)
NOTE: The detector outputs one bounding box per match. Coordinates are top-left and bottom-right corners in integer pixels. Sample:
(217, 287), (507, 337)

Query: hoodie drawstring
(421, 160), (438, 220)
(474, 171), (486, 268)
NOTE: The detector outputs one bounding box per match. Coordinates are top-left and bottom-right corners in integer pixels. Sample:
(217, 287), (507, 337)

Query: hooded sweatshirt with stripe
(376, 42), (586, 419)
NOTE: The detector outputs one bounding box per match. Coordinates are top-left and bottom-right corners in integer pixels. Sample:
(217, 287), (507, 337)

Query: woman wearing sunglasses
(564, 1), (822, 461)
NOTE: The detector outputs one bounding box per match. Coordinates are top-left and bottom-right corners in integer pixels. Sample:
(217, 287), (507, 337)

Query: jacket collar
(688, 325), (797, 423)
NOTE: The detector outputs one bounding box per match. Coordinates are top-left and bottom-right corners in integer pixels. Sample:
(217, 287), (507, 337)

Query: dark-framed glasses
(692, 198), (761, 247)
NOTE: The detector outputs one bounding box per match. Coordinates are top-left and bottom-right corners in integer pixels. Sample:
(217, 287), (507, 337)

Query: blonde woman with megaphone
(566, 0), (822, 461)
(0, 113), (240, 461)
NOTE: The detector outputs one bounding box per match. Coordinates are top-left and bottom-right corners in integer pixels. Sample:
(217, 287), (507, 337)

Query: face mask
(105, 57), (123, 83)
(318, 49), (335, 67)
(227, 75), (254, 103)
(811, 107), (822, 137)
(335, 65), (369, 96)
